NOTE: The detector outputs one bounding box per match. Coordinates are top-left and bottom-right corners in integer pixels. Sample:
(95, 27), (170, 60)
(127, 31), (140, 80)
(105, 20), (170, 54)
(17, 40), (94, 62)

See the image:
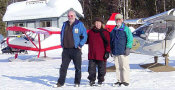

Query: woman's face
(95, 21), (102, 29)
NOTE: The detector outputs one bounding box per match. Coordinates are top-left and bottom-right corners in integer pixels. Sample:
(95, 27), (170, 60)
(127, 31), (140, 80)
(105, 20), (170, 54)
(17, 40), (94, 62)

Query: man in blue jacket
(56, 10), (87, 87)
(110, 14), (133, 87)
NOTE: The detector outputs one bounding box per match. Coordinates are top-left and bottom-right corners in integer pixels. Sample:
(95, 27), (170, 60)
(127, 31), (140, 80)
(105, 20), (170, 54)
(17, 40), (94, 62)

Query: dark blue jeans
(57, 48), (82, 85)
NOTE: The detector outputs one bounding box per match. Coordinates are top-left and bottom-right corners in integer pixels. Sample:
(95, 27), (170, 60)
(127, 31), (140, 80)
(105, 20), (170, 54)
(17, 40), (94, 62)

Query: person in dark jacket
(110, 14), (133, 87)
(87, 17), (110, 86)
(55, 10), (87, 87)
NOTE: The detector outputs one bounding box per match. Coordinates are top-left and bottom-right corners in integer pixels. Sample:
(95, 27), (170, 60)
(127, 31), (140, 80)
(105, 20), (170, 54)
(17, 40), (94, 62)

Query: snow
(3, 0), (83, 21)
(1, 45), (175, 90)
(129, 27), (135, 32)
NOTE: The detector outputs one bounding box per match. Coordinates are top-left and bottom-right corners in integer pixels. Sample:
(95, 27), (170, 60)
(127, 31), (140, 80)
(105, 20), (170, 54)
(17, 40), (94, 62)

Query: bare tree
(163, 0), (166, 11)
(123, 0), (125, 19)
(155, 0), (158, 14)
(126, 0), (129, 19)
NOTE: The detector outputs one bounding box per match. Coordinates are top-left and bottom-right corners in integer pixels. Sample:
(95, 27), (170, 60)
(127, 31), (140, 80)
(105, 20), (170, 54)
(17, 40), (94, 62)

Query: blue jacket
(110, 23), (133, 55)
(61, 19), (87, 48)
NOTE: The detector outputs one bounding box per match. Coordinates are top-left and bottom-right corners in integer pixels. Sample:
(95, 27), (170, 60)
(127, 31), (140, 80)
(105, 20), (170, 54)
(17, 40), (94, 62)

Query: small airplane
(6, 26), (62, 58)
(127, 9), (175, 56)
(124, 8), (175, 69)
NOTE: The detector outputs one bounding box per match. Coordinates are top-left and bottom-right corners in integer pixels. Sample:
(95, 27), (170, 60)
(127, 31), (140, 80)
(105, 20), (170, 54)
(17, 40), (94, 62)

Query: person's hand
(104, 52), (109, 60)
(78, 46), (82, 50)
(124, 48), (130, 56)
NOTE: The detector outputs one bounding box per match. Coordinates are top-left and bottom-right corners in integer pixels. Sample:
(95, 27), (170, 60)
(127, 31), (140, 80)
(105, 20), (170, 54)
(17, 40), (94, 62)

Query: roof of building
(3, 0), (83, 21)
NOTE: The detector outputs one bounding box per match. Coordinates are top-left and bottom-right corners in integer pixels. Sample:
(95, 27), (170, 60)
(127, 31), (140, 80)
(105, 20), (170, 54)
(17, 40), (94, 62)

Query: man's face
(115, 19), (123, 27)
(68, 11), (76, 24)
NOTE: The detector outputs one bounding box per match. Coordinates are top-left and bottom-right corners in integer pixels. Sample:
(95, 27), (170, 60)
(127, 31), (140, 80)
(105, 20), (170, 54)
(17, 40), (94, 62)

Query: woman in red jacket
(87, 18), (110, 86)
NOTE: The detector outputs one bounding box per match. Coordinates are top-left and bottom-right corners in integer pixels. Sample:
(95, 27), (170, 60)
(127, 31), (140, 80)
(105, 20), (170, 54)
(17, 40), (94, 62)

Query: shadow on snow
(2, 75), (88, 87)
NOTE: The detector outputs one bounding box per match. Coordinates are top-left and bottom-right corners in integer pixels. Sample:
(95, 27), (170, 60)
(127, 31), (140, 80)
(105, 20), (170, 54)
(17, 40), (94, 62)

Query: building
(3, 0), (83, 36)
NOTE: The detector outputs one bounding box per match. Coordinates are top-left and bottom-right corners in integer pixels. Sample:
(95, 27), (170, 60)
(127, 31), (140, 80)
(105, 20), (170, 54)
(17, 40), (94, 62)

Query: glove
(110, 52), (113, 57)
(104, 52), (109, 60)
(124, 48), (130, 56)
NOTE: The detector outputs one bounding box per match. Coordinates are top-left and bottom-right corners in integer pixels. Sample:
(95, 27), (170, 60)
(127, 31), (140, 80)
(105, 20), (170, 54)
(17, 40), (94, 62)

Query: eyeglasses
(68, 15), (74, 18)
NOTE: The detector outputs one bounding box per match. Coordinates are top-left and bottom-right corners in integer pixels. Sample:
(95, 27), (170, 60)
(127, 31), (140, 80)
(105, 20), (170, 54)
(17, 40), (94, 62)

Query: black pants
(88, 60), (106, 82)
(57, 48), (82, 85)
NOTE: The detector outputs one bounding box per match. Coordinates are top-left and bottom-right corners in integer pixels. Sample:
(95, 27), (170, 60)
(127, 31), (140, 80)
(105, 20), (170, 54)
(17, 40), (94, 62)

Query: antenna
(26, 0), (46, 5)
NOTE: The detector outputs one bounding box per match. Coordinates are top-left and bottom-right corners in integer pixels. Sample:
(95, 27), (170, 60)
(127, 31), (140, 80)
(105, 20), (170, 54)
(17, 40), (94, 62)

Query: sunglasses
(68, 15), (74, 18)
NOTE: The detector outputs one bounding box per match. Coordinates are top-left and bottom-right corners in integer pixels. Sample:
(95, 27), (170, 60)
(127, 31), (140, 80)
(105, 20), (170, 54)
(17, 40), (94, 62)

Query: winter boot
(113, 82), (121, 87)
(121, 82), (129, 86)
(89, 81), (95, 86)
(97, 82), (102, 86)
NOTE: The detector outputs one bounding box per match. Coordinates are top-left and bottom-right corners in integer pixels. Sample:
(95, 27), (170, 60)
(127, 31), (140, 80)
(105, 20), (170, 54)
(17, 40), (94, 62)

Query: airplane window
(133, 27), (144, 36)
(133, 25), (151, 40)
(165, 26), (174, 40)
(148, 22), (167, 41)
(23, 32), (35, 41)
(147, 22), (175, 41)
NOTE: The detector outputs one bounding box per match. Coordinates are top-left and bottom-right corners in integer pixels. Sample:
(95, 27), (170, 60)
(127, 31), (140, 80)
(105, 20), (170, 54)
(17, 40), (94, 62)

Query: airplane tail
(105, 13), (118, 32)
(105, 13), (136, 32)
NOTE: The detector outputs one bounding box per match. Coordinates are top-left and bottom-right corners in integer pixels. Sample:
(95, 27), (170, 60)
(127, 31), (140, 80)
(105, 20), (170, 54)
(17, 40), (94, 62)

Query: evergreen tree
(0, 0), (9, 36)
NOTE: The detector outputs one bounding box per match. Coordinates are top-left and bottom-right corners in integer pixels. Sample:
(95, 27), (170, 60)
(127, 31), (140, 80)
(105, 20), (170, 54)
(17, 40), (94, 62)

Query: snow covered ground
(1, 45), (175, 90)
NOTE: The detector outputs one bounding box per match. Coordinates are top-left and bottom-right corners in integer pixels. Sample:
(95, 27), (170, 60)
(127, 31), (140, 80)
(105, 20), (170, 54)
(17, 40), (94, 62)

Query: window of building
(14, 22), (25, 27)
(40, 20), (51, 27)
(13, 22), (25, 35)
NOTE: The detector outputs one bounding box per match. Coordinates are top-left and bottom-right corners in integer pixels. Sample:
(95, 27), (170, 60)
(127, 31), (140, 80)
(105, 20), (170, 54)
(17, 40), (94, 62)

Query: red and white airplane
(6, 26), (61, 58)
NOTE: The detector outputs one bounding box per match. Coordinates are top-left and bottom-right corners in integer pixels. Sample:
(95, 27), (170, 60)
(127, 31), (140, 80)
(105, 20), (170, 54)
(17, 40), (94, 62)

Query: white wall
(58, 16), (68, 28)
(51, 18), (58, 27)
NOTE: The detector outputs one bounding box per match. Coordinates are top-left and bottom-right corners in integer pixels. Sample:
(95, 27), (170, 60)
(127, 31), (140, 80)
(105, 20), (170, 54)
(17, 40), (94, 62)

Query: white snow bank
(3, 0), (83, 21)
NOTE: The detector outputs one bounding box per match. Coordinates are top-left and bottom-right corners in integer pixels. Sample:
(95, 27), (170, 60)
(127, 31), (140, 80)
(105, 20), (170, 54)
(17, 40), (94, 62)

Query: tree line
(0, 0), (175, 36)
(79, 0), (175, 29)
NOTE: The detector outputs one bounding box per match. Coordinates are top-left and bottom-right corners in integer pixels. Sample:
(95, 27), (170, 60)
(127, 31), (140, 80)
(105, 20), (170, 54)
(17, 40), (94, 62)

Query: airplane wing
(125, 8), (175, 25)
(37, 27), (61, 34)
(7, 26), (31, 32)
(143, 8), (175, 23)
(6, 26), (61, 35)
(124, 18), (144, 24)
